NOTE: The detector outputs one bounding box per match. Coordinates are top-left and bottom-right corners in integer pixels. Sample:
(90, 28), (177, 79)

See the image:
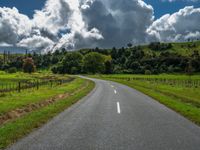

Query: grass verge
(0, 78), (95, 149)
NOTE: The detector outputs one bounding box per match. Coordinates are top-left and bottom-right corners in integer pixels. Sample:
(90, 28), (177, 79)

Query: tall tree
(23, 57), (36, 74)
(62, 52), (83, 74)
(83, 52), (106, 74)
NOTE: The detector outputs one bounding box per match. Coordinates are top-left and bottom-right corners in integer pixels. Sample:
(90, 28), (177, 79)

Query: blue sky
(145, 0), (200, 18)
(0, 0), (200, 18)
(0, 0), (45, 18)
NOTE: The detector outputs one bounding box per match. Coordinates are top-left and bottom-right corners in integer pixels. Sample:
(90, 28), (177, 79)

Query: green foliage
(62, 52), (83, 74)
(145, 70), (151, 75)
(148, 42), (172, 51)
(83, 52), (106, 74)
(127, 43), (133, 48)
(51, 62), (64, 74)
(0, 41), (200, 75)
(104, 60), (113, 74)
(23, 57), (36, 74)
(1, 63), (9, 71)
(7, 67), (17, 74)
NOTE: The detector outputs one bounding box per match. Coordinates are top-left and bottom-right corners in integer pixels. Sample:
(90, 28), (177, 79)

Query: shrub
(1, 63), (9, 71)
(145, 70), (152, 75)
(51, 66), (59, 74)
(51, 63), (64, 74)
(83, 52), (106, 74)
(23, 57), (36, 74)
(7, 67), (17, 73)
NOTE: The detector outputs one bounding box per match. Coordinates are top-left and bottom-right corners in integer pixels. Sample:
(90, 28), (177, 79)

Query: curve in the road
(7, 77), (200, 150)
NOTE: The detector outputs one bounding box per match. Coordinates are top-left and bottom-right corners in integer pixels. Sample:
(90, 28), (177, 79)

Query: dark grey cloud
(81, 0), (154, 48)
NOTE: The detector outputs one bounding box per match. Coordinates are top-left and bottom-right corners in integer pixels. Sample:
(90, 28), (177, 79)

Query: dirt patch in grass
(0, 81), (89, 126)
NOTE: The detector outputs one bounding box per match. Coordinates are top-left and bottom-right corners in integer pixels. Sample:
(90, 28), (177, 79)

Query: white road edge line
(114, 90), (117, 94)
(117, 102), (121, 114)
(111, 85), (114, 88)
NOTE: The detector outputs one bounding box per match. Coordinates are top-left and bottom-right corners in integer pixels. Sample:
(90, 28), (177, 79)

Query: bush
(51, 63), (64, 74)
(148, 42), (172, 51)
(1, 63), (9, 71)
(51, 66), (59, 74)
(23, 57), (36, 74)
(145, 70), (152, 75)
(83, 52), (106, 74)
(62, 52), (83, 74)
(7, 67), (17, 73)
(71, 67), (79, 74)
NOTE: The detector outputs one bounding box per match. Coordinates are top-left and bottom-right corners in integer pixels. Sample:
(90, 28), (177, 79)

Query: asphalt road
(7, 77), (200, 150)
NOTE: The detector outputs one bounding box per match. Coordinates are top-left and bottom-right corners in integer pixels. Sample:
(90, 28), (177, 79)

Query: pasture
(0, 72), (95, 149)
(0, 71), (74, 93)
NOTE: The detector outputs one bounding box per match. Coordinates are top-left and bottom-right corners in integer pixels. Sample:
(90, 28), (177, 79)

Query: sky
(145, 0), (200, 18)
(0, 0), (200, 18)
(0, 0), (45, 18)
(0, 0), (200, 52)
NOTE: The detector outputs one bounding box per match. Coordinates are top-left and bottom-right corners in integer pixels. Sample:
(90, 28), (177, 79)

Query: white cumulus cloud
(147, 6), (200, 42)
(17, 35), (54, 50)
(0, 7), (32, 45)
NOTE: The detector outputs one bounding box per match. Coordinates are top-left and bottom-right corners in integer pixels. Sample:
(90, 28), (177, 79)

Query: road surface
(7, 77), (200, 150)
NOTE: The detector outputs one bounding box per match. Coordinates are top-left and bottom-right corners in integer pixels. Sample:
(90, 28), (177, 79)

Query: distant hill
(141, 41), (200, 56)
(78, 41), (200, 58)
(1, 40), (199, 55)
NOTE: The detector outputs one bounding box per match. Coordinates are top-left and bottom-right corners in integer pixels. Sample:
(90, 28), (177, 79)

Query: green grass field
(0, 71), (74, 93)
(0, 72), (95, 149)
(90, 74), (200, 126)
(142, 40), (200, 56)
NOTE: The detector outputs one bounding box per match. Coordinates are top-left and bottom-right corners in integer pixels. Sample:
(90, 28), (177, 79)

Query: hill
(141, 40), (200, 56)
(0, 40), (200, 75)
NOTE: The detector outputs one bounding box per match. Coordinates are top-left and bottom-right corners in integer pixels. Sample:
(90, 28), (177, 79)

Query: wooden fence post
(37, 80), (39, 90)
(18, 82), (21, 93)
(51, 80), (53, 87)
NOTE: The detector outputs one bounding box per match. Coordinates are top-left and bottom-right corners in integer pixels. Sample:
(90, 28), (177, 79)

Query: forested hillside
(0, 41), (200, 75)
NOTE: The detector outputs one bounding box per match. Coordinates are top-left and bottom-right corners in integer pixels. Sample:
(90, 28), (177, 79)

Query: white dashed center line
(114, 90), (117, 94)
(117, 102), (121, 114)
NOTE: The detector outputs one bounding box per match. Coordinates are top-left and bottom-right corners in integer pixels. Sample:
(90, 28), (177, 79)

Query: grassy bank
(0, 73), (95, 149)
(90, 74), (200, 126)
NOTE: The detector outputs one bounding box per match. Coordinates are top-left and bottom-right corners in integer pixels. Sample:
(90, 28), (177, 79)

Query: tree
(185, 60), (194, 76)
(51, 62), (64, 74)
(23, 57), (36, 74)
(127, 43), (133, 48)
(111, 47), (118, 59)
(145, 70), (151, 75)
(83, 52), (106, 74)
(62, 52), (83, 74)
(7, 67), (17, 73)
(104, 60), (113, 74)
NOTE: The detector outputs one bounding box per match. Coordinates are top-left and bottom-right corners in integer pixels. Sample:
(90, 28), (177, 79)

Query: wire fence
(106, 76), (200, 88)
(0, 77), (74, 94)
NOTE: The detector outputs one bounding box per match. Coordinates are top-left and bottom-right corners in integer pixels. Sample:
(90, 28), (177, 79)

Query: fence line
(106, 76), (200, 88)
(0, 77), (74, 94)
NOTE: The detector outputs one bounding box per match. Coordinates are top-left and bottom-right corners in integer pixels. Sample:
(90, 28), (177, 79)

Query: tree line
(0, 42), (200, 75)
